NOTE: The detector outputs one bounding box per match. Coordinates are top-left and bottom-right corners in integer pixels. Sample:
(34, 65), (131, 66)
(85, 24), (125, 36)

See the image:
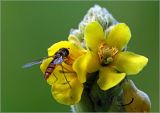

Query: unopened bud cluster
(70, 5), (117, 42)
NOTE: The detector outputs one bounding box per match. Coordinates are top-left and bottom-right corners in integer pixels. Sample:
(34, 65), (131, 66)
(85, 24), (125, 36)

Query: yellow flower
(73, 21), (148, 91)
(40, 41), (85, 105)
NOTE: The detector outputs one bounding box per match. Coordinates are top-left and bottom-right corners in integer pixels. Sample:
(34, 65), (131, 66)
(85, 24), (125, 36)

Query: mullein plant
(40, 5), (151, 112)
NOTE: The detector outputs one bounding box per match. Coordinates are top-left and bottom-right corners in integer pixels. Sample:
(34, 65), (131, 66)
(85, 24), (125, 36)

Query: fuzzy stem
(71, 73), (125, 112)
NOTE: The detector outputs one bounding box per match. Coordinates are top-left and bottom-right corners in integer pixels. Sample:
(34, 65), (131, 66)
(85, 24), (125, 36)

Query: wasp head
(59, 48), (69, 57)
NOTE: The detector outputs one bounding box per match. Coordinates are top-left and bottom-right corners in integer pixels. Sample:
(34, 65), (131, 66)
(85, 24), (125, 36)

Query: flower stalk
(69, 5), (151, 112)
(71, 73), (124, 112)
(40, 4), (151, 112)
(71, 75), (151, 112)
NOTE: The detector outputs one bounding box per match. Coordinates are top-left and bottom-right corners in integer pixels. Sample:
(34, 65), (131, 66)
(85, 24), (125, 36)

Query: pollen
(98, 42), (118, 65)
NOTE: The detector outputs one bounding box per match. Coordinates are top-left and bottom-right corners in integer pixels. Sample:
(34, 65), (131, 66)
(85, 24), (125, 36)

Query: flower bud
(122, 79), (151, 112)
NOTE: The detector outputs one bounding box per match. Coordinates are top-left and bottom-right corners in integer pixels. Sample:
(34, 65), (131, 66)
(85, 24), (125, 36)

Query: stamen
(98, 43), (118, 65)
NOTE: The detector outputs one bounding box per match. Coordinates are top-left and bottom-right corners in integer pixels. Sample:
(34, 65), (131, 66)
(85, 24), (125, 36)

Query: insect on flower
(22, 48), (72, 88)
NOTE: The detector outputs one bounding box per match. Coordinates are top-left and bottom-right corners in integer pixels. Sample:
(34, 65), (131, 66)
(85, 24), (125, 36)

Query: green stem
(71, 73), (125, 112)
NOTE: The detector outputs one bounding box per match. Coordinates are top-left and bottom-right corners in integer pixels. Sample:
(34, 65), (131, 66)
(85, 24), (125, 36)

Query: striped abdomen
(44, 61), (56, 80)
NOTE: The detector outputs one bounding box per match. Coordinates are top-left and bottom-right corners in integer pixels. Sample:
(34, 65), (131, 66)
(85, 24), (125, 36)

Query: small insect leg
(64, 56), (74, 65)
(59, 70), (75, 74)
(59, 65), (75, 73)
(60, 64), (72, 89)
(52, 72), (58, 83)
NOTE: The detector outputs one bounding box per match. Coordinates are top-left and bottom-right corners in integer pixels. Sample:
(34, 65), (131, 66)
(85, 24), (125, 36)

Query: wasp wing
(22, 55), (55, 68)
(53, 56), (64, 64)
(22, 59), (43, 68)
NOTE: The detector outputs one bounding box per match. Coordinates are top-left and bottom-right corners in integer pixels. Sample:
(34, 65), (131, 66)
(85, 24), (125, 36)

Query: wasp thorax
(98, 43), (118, 65)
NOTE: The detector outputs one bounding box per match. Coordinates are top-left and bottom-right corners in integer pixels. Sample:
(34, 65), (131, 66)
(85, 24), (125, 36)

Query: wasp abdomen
(44, 72), (50, 80)
(46, 67), (53, 73)
(49, 62), (55, 67)
(44, 62), (56, 80)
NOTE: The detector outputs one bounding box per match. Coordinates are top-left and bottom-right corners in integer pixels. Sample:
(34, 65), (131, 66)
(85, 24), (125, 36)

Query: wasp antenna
(60, 64), (72, 89)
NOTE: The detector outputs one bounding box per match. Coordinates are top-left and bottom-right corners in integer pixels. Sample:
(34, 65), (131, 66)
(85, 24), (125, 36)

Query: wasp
(22, 48), (72, 88)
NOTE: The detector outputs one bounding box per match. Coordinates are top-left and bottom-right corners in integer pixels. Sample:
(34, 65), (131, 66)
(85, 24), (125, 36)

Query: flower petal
(106, 23), (131, 50)
(51, 77), (83, 105)
(48, 41), (85, 60)
(113, 51), (148, 75)
(86, 51), (101, 73)
(97, 67), (126, 91)
(46, 65), (83, 105)
(68, 35), (81, 46)
(45, 63), (75, 85)
(72, 51), (100, 83)
(84, 21), (105, 52)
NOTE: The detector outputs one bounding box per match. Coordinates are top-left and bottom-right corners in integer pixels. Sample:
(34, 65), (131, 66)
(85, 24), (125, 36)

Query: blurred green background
(1, 1), (159, 112)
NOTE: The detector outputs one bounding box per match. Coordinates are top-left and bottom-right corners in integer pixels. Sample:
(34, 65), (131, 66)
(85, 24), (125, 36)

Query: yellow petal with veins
(68, 35), (81, 46)
(51, 77), (83, 105)
(87, 51), (101, 73)
(40, 41), (86, 84)
(106, 23), (131, 50)
(72, 55), (87, 83)
(97, 67), (126, 91)
(72, 51), (100, 83)
(40, 57), (53, 74)
(41, 64), (83, 105)
(113, 51), (148, 75)
(84, 21), (105, 53)
(48, 41), (85, 60)
(43, 61), (76, 85)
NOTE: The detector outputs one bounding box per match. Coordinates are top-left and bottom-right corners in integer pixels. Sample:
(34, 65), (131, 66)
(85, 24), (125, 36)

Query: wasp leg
(64, 61), (72, 66)
(64, 56), (74, 65)
(62, 81), (70, 85)
(62, 66), (71, 71)
(60, 64), (72, 89)
(52, 72), (58, 83)
(59, 70), (76, 74)
(59, 65), (75, 74)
